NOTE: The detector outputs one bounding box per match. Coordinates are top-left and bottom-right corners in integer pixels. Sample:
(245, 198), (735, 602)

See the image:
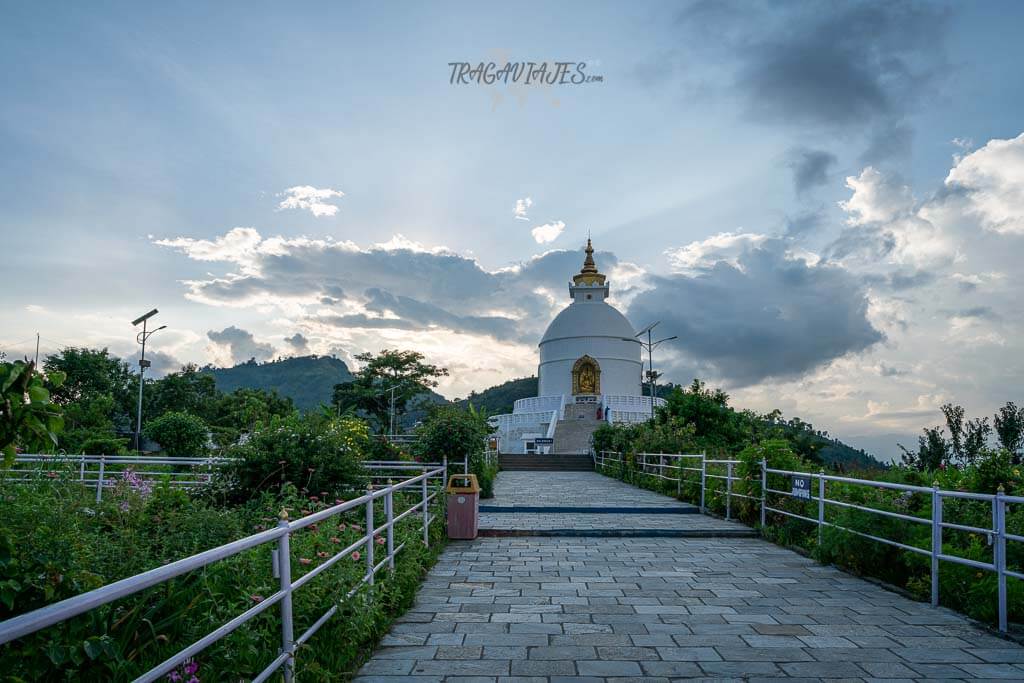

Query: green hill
(454, 376), (538, 414)
(202, 355), (353, 411)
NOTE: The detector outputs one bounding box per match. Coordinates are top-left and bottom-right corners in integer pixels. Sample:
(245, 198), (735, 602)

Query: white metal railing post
(365, 485), (375, 586)
(676, 455), (682, 497)
(996, 486), (1007, 632)
(463, 453), (468, 475)
(79, 458), (85, 483)
(700, 452), (706, 513)
(760, 458), (767, 528)
(931, 483), (942, 607)
(95, 455), (105, 503)
(385, 482), (395, 571)
(422, 471), (430, 547)
(660, 453), (664, 480)
(818, 470), (825, 547)
(275, 515), (295, 682)
(725, 462), (733, 520)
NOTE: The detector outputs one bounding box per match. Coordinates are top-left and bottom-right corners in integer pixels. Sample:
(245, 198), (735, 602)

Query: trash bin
(446, 474), (480, 540)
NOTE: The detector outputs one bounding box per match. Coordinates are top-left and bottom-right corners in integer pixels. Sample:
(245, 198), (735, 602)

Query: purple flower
(184, 660), (199, 676)
(167, 673), (182, 682)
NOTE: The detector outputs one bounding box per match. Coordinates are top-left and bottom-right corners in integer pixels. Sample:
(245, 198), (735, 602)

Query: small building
(491, 239), (665, 453)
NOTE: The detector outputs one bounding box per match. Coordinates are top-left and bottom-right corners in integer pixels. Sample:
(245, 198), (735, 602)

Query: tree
(899, 426), (949, 471)
(212, 388), (295, 434)
(994, 402), (1024, 461)
(332, 349), (448, 432)
(0, 361), (65, 465)
(941, 403), (966, 463)
(43, 347), (131, 410)
(962, 417), (991, 465)
(146, 364), (218, 421)
(144, 411), (209, 456)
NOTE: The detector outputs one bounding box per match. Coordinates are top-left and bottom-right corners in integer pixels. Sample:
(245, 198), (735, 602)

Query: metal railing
(6, 454), (471, 503)
(762, 461), (1024, 633)
(0, 464), (447, 680)
(594, 450), (1024, 631)
(6, 454), (235, 502)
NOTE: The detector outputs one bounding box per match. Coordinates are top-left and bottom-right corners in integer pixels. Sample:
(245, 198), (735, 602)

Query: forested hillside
(454, 376), (537, 414)
(202, 355), (352, 411)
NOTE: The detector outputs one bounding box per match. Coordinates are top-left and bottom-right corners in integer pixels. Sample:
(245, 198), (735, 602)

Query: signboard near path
(792, 475), (812, 500)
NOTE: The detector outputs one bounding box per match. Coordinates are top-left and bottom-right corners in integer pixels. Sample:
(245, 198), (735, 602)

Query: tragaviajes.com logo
(448, 61), (604, 86)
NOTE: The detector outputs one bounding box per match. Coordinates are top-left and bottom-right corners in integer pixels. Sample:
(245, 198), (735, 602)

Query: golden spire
(573, 237), (606, 286)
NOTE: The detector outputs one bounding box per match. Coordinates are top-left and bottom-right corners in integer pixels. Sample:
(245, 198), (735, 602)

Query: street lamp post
(633, 322), (677, 418)
(131, 309), (166, 452)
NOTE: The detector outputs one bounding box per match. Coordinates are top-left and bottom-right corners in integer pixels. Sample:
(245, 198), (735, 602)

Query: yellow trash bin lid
(446, 474), (480, 494)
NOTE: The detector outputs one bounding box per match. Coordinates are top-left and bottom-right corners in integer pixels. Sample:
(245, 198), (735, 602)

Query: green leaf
(28, 385), (49, 404)
(83, 637), (104, 660)
(2, 444), (15, 468)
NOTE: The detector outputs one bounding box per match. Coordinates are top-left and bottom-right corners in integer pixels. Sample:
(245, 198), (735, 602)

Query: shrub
(413, 405), (494, 497)
(224, 412), (369, 501)
(144, 411), (209, 456)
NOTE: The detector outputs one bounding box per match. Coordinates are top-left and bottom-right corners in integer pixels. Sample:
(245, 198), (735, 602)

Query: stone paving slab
(355, 536), (1024, 681)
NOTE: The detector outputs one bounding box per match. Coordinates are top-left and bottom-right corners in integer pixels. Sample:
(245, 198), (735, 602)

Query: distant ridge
(202, 355), (353, 411)
(454, 376), (537, 414)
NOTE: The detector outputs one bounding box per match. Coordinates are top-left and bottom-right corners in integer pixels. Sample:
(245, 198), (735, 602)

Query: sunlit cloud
(277, 185), (345, 217)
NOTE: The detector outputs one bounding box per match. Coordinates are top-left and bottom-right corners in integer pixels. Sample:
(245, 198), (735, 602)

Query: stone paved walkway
(355, 471), (1024, 681)
(356, 537), (1024, 681)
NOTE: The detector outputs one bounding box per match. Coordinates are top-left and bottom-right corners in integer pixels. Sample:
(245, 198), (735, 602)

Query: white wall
(538, 336), (642, 397)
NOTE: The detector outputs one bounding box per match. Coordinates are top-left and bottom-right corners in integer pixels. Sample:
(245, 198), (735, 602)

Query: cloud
(531, 220), (565, 244)
(733, 2), (949, 130)
(207, 326), (275, 365)
(666, 231), (768, 275)
(277, 185), (345, 217)
(830, 167), (955, 270)
(284, 332), (310, 354)
(944, 131), (1024, 234)
(158, 230), (617, 346)
(787, 148), (836, 194)
(513, 197), (532, 221)
(632, 237), (883, 386)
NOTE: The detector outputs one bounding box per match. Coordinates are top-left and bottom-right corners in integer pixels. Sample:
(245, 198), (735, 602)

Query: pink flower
(250, 595), (264, 603)
(299, 558), (312, 565)
(335, 498), (345, 504)
(330, 537), (341, 544)
(351, 551), (361, 561)
(349, 524), (361, 531)
(376, 536), (385, 546)
(317, 551), (328, 558)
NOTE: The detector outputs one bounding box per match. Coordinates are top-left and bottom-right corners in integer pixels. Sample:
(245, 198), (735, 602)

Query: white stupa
(491, 239), (665, 454)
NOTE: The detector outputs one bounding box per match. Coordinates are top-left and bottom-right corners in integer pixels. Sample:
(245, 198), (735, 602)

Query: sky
(2, 1), (1023, 461)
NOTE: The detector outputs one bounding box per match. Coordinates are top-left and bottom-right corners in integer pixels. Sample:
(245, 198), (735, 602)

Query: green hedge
(0, 469), (446, 681)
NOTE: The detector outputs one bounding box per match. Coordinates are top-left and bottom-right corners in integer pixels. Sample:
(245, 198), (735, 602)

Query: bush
(0, 471), (446, 680)
(224, 412), (369, 501)
(413, 405), (494, 497)
(144, 411), (209, 456)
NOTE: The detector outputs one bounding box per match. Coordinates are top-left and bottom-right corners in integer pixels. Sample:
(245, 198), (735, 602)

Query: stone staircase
(498, 453), (593, 471)
(551, 402), (602, 454)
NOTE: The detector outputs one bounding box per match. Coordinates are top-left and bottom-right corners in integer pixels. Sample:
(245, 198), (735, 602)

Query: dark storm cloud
(670, 1), (950, 160)
(787, 148), (837, 194)
(734, 1), (949, 128)
(207, 326), (274, 364)
(628, 239), (883, 385)
(169, 234), (610, 342)
(316, 288), (525, 342)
